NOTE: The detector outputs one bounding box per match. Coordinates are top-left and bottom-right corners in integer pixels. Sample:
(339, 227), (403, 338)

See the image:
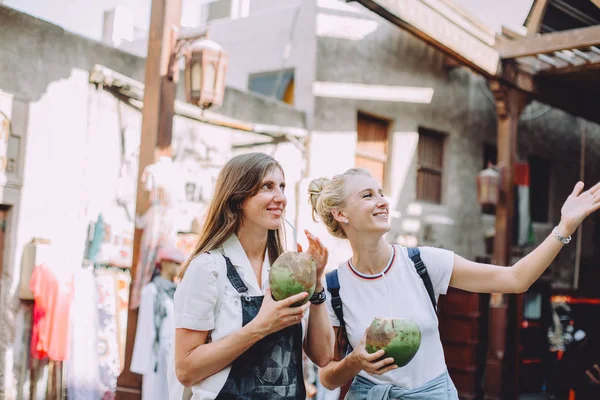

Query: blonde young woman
(308, 169), (600, 400)
(171, 153), (334, 400)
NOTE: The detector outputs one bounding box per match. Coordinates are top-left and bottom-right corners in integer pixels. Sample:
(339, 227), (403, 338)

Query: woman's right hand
(250, 288), (310, 338)
(349, 332), (398, 376)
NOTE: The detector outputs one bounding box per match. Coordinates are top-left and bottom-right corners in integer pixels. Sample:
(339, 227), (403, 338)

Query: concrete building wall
(298, 1), (600, 282)
(208, 0), (317, 119)
(0, 5), (307, 397)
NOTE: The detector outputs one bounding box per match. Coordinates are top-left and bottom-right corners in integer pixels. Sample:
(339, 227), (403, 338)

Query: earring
(344, 220), (349, 226)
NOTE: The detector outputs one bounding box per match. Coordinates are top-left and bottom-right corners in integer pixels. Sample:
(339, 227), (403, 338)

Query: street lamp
(185, 39), (228, 109)
(476, 162), (501, 207)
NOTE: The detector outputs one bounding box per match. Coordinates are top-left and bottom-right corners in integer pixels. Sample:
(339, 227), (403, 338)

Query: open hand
(349, 332), (398, 376)
(297, 230), (329, 283)
(559, 181), (600, 235)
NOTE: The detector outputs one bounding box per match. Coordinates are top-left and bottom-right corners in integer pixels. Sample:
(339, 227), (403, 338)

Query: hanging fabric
(95, 269), (122, 400)
(66, 266), (102, 400)
(29, 264), (74, 361)
(514, 162), (534, 247)
(129, 156), (183, 309)
(130, 276), (176, 400)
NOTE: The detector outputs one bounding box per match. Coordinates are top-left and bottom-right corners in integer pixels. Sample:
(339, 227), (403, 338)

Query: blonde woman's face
(240, 167), (287, 231)
(342, 175), (390, 234)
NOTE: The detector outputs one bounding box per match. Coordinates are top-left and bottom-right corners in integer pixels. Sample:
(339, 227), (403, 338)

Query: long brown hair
(178, 153), (285, 278)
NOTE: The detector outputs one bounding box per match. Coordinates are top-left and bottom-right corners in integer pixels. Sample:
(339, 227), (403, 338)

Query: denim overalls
(215, 255), (306, 400)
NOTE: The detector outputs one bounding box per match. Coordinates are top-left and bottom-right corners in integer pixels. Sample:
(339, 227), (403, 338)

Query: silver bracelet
(552, 226), (571, 244)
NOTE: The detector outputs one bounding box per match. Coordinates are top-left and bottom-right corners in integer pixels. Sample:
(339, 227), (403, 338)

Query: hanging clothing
(29, 264), (74, 361)
(96, 269), (122, 400)
(66, 267), (102, 400)
(131, 277), (176, 400)
(130, 156), (182, 310)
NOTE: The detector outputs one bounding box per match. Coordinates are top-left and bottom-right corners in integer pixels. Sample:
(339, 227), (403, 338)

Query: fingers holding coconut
(274, 297), (308, 329)
(253, 289), (308, 336)
(369, 357), (398, 375)
(355, 349), (397, 375)
(279, 291), (310, 308)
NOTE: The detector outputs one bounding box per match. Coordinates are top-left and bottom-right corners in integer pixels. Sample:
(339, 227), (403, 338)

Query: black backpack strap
(407, 247), (437, 312)
(325, 270), (345, 328)
(326, 270), (353, 355)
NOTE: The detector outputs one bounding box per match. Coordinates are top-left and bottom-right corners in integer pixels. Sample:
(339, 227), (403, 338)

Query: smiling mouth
(373, 211), (388, 219)
(267, 208), (283, 216)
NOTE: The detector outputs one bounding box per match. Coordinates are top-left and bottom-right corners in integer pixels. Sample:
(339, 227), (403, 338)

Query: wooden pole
(115, 0), (181, 398)
(484, 81), (528, 400)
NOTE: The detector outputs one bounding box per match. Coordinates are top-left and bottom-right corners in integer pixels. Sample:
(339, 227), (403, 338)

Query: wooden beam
(498, 25), (600, 59)
(525, 0), (550, 36)
(484, 81), (528, 400)
(354, 0), (501, 75)
(116, 0), (181, 398)
(499, 62), (600, 124)
(539, 61), (600, 75)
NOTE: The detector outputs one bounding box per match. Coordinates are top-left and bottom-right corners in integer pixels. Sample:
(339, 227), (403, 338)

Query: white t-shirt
(168, 234), (309, 400)
(324, 245), (454, 390)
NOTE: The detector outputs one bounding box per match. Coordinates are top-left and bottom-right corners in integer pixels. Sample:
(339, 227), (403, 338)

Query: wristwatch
(309, 287), (326, 305)
(552, 226), (572, 244)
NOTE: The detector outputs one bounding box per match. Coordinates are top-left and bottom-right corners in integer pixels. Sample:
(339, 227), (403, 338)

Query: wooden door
(356, 112), (389, 187)
(438, 286), (488, 400)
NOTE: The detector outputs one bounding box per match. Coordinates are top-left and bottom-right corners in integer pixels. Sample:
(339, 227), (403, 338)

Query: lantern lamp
(476, 163), (501, 207)
(184, 39), (228, 110)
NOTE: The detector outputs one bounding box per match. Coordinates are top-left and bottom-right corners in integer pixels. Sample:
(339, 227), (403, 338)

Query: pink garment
(29, 264), (74, 361)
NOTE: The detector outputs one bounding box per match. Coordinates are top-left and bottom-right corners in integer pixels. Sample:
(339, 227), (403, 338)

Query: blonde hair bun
(307, 168), (371, 239)
(308, 177), (330, 216)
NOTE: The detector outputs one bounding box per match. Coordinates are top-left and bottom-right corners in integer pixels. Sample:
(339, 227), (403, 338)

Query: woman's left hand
(297, 230), (329, 285)
(559, 181), (600, 235)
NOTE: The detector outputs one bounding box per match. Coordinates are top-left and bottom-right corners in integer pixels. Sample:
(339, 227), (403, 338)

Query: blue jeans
(345, 370), (458, 400)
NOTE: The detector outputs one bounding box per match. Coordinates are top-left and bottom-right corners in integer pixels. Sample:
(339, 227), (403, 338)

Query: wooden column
(115, 0), (181, 398)
(484, 81), (528, 400)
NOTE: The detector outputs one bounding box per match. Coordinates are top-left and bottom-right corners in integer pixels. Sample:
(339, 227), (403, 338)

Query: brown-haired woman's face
(240, 167), (287, 231)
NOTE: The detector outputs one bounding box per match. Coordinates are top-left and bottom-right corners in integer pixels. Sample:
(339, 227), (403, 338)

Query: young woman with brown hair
(170, 152), (333, 400)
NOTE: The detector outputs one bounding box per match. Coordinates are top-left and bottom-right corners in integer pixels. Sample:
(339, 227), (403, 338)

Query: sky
(4, 0), (534, 41)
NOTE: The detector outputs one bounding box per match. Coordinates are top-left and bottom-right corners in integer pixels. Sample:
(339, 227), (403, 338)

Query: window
(416, 128), (445, 204)
(231, 0), (250, 19)
(529, 155), (550, 223)
(207, 0), (250, 21)
(248, 70), (295, 105)
(356, 112), (389, 187)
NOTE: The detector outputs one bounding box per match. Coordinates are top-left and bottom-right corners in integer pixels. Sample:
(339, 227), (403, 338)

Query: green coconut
(365, 317), (421, 367)
(269, 251), (317, 306)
